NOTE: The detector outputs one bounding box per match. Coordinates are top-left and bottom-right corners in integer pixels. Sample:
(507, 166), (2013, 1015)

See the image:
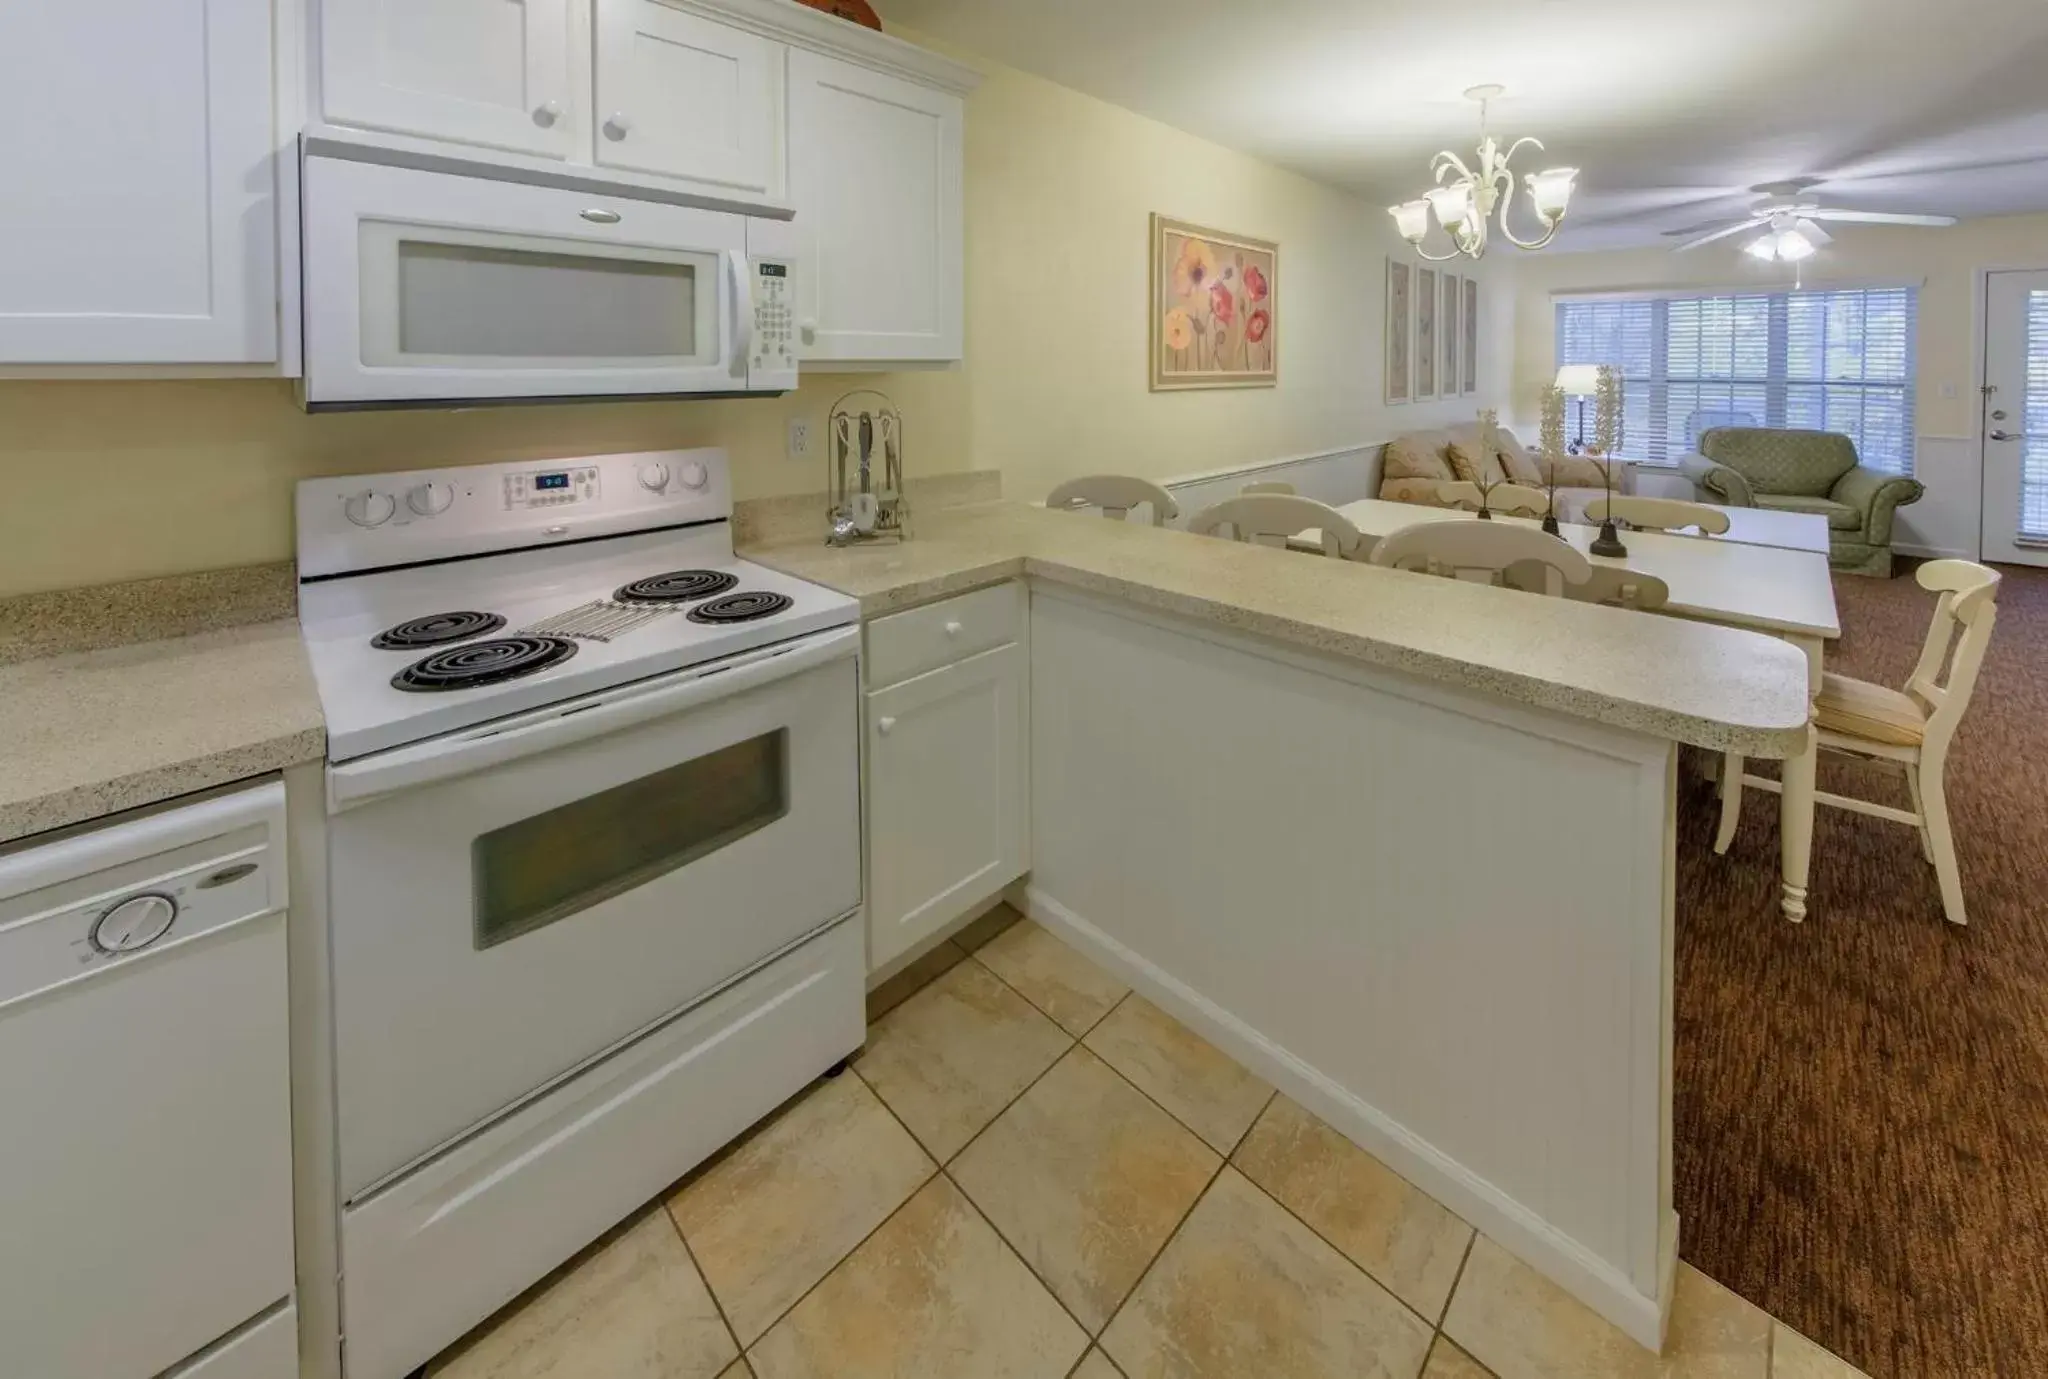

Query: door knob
(877, 716), (897, 736)
(1990, 429), (2020, 442)
(533, 100), (563, 127)
(602, 112), (632, 141)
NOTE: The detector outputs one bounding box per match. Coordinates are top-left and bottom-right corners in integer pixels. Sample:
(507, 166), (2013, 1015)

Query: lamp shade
(1554, 364), (1602, 397)
(1526, 167), (1577, 219)
(1426, 181), (1475, 227)
(1389, 200), (1431, 243)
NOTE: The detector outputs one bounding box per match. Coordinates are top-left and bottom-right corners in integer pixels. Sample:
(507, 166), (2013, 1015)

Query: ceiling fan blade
(1807, 210), (1959, 226)
(1794, 218), (1834, 246)
(1661, 218), (1741, 238)
(1674, 218), (1769, 252)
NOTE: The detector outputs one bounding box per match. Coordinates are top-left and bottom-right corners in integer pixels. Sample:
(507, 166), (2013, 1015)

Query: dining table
(1303, 497), (1841, 920)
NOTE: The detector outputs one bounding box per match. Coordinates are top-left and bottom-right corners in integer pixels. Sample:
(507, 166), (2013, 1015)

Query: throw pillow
(1446, 436), (1508, 487)
(1381, 431), (1456, 485)
(1545, 451), (1621, 488)
(1497, 431), (1547, 486)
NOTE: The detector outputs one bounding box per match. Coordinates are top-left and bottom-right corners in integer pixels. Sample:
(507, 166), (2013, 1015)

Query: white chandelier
(1389, 85), (1578, 262)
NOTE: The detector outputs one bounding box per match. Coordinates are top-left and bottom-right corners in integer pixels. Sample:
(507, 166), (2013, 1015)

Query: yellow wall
(0, 44), (1513, 598)
(1506, 212), (2048, 556)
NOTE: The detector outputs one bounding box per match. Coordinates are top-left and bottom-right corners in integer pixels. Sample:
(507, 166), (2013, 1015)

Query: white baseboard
(1020, 883), (1674, 1352)
(1895, 543), (1978, 562)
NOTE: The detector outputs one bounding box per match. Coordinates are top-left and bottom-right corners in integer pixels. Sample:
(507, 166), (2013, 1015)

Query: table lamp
(1554, 365), (1601, 454)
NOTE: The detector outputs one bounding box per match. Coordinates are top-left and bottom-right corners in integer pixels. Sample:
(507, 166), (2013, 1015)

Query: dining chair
(1241, 480), (1296, 496)
(1714, 559), (2001, 925)
(1371, 520), (1592, 594)
(1434, 480), (1549, 517)
(1188, 494), (1365, 558)
(1046, 475), (1180, 526)
(1583, 495), (1732, 536)
(1560, 566), (1671, 610)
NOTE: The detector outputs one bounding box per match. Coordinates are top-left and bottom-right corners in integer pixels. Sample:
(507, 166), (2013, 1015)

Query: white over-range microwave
(300, 148), (801, 409)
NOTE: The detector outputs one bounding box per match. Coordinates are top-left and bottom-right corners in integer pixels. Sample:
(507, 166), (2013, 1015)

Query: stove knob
(90, 893), (178, 955)
(407, 481), (454, 516)
(678, 461), (709, 491)
(637, 462), (671, 493)
(345, 490), (397, 528)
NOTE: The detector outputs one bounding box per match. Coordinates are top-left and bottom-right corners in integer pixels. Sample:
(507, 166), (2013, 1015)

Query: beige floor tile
(951, 1046), (1220, 1331)
(1424, 1338), (1498, 1378)
(1442, 1238), (1769, 1379)
(1072, 1349), (1125, 1378)
(1099, 1167), (1434, 1379)
(975, 919), (1130, 1035)
(747, 1176), (1088, 1379)
(1083, 996), (1273, 1154)
(854, 958), (1073, 1161)
(427, 1210), (736, 1379)
(955, 901), (1024, 951)
(667, 1074), (934, 1345)
(865, 940), (966, 1024)
(1770, 1324), (1870, 1378)
(1233, 1095), (1473, 1321)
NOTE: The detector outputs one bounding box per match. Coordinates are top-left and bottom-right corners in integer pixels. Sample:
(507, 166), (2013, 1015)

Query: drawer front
(176, 1302), (298, 1379)
(866, 581), (1025, 689)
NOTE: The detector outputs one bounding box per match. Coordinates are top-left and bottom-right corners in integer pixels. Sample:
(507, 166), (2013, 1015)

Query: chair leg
(1904, 765), (1935, 864)
(1714, 751), (1743, 855)
(1919, 767), (1968, 926)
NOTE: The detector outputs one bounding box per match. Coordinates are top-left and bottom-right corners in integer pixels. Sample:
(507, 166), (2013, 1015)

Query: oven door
(326, 629), (861, 1198)
(303, 153), (757, 407)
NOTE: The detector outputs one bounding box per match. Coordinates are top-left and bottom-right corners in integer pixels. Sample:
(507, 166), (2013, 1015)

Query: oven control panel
(504, 465), (600, 511)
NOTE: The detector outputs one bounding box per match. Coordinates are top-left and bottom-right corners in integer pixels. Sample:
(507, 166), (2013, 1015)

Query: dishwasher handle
(328, 625), (859, 810)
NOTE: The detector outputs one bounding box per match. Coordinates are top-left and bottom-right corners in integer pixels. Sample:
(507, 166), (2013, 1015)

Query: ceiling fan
(1667, 180), (1958, 260)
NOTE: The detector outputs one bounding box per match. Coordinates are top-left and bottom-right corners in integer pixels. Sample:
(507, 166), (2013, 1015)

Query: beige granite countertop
(0, 619), (325, 844)
(743, 501), (1813, 758)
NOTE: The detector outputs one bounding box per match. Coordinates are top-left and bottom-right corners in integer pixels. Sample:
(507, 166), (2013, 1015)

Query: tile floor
(426, 904), (1872, 1379)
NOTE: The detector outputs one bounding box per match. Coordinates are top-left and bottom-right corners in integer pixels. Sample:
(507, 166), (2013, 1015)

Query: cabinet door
(867, 643), (1027, 969)
(593, 0), (783, 198)
(322, 0), (578, 159)
(0, 0), (276, 363)
(788, 50), (963, 363)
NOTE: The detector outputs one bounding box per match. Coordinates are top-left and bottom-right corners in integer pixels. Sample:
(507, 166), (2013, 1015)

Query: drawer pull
(943, 620), (963, 638)
(877, 716), (897, 736)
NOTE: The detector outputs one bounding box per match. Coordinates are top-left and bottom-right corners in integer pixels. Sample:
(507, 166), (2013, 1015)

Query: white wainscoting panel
(1165, 445), (1382, 526)
(1025, 587), (1678, 1347)
(1899, 435), (1982, 561)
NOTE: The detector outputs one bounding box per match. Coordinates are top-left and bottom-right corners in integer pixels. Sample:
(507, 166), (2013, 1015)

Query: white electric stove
(293, 450), (867, 1379)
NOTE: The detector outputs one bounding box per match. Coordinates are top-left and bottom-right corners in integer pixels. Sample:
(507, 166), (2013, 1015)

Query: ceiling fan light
(1743, 233), (1779, 261)
(1426, 181), (1475, 227)
(1776, 228), (1816, 262)
(1389, 199), (1432, 243)
(1526, 167), (1577, 219)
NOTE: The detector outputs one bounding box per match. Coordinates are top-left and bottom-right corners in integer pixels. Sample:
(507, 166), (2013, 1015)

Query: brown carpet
(1675, 560), (2048, 1379)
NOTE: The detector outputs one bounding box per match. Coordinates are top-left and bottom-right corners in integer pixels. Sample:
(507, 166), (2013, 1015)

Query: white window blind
(1555, 287), (1918, 473)
(2023, 289), (2048, 539)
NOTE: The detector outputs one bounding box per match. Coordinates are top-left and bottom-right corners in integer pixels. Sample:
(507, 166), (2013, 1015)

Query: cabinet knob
(943, 620), (963, 638)
(877, 716), (897, 736)
(533, 100), (563, 127)
(602, 112), (632, 141)
(800, 318), (818, 340)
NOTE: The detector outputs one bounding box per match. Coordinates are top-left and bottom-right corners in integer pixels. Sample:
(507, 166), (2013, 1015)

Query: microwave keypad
(752, 261), (795, 374)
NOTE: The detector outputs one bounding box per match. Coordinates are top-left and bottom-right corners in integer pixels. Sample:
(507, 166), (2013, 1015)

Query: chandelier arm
(1410, 237), (1466, 263)
(1499, 135), (1545, 165)
(1432, 151), (1476, 184)
(1495, 193), (1562, 251)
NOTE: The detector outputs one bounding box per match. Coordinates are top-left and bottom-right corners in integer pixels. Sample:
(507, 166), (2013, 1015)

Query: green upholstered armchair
(1678, 427), (1925, 576)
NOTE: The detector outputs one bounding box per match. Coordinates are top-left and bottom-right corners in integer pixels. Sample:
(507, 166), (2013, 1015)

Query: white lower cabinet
(865, 589), (1028, 969)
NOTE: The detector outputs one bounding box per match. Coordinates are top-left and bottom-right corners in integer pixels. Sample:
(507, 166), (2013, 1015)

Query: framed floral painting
(1415, 266), (1438, 400)
(1441, 272), (1462, 396)
(1385, 258), (1412, 404)
(1150, 215), (1277, 391)
(1463, 277), (1480, 394)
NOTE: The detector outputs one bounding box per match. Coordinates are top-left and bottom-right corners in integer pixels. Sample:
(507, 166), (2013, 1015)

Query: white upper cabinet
(0, 0), (277, 363)
(594, 0), (784, 199)
(788, 49), (964, 364)
(321, 0), (580, 159)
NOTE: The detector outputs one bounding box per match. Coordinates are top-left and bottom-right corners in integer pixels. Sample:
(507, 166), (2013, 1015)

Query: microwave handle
(328, 625), (858, 810)
(728, 248), (754, 370)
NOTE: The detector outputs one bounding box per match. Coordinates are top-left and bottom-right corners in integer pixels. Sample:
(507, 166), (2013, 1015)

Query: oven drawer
(865, 581), (1025, 689)
(339, 916), (863, 1379)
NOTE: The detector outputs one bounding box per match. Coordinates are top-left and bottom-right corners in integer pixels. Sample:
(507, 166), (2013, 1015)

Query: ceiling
(875, 0), (2048, 249)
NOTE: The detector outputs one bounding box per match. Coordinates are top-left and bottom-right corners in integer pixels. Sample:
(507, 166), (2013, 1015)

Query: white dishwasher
(0, 781), (298, 1379)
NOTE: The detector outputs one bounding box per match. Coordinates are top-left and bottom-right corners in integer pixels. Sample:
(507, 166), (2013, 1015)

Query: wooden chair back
(1582, 495), (1731, 535)
(1904, 559), (2001, 753)
(1433, 481), (1548, 517)
(1188, 494), (1364, 558)
(1371, 520), (1592, 595)
(1046, 475), (1180, 526)
(1241, 480), (1296, 496)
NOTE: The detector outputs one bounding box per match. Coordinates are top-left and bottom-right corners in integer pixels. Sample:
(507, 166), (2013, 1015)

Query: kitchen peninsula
(745, 499), (1811, 1350)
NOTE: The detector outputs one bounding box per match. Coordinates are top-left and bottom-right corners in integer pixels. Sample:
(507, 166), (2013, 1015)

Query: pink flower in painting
(1210, 282), (1236, 327)
(1246, 308), (1271, 344)
(1244, 264), (1269, 303)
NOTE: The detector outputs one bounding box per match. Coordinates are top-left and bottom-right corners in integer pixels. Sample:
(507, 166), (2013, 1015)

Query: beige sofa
(1379, 424), (1635, 524)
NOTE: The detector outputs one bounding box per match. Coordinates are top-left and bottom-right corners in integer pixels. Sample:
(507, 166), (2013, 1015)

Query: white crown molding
(663, 0), (984, 95)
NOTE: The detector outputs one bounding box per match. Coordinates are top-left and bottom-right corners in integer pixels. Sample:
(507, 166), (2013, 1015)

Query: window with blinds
(2023, 290), (2048, 538)
(1554, 287), (1919, 473)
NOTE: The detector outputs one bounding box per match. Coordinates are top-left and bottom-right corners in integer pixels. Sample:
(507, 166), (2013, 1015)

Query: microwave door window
(397, 241), (698, 361)
(472, 730), (789, 949)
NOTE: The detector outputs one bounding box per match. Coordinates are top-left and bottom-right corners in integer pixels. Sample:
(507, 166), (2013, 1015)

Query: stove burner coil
(613, 570), (739, 605)
(686, 591), (794, 625)
(390, 636), (579, 692)
(371, 610), (506, 650)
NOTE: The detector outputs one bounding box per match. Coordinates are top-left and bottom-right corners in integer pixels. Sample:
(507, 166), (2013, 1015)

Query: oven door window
(472, 730), (787, 949)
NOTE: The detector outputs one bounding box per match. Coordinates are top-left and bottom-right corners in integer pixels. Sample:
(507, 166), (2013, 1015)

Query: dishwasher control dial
(89, 893), (178, 955)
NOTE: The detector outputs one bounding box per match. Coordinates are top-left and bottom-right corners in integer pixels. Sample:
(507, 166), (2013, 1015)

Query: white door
(788, 50), (963, 363)
(593, 0), (783, 197)
(867, 643), (1028, 969)
(321, 0), (579, 159)
(1982, 269), (2048, 567)
(0, 0), (276, 363)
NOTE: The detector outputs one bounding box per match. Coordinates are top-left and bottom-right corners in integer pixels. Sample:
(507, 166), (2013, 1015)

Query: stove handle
(328, 625), (859, 811)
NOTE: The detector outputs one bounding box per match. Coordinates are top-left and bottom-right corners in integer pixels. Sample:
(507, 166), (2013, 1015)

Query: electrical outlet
(787, 416), (812, 461)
